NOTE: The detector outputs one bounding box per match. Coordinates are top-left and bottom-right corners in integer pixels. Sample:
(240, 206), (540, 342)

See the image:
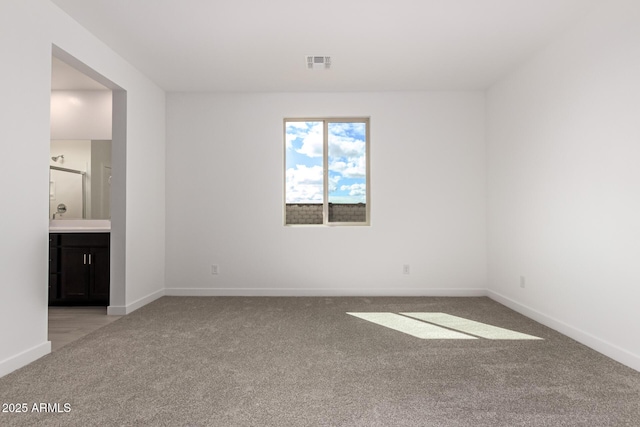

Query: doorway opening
(49, 45), (127, 349)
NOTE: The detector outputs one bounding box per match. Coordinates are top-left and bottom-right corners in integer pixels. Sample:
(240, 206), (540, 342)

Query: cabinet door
(49, 273), (59, 301)
(60, 247), (88, 300)
(89, 246), (110, 302)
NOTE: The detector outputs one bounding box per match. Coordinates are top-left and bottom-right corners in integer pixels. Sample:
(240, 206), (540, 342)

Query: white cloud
(330, 160), (347, 173)
(329, 136), (365, 159)
(285, 121), (323, 156)
(286, 122), (310, 130)
(329, 122), (365, 138)
(339, 183), (366, 197)
(328, 174), (341, 193)
(285, 122), (312, 149)
(330, 155), (366, 178)
(328, 122), (366, 159)
(286, 165), (323, 203)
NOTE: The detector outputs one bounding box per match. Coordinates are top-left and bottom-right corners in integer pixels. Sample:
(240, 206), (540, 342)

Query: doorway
(50, 46), (127, 347)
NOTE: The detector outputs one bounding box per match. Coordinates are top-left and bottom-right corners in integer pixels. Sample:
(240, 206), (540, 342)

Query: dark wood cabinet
(49, 233), (110, 305)
(89, 246), (110, 301)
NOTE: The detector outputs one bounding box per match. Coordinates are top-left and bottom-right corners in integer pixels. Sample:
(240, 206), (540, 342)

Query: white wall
(166, 92), (486, 295)
(0, 0), (166, 377)
(486, 0), (640, 370)
(50, 90), (112, 140)
(91, 140), (112, 220)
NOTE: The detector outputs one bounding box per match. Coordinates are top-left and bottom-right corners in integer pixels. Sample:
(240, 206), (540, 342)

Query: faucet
(53, 203), (66, 220)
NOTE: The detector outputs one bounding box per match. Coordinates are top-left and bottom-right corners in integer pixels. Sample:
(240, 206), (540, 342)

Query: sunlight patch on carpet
(348, 312), (543, 340)
(346, 313), (477, 339)
(402, 313), (543, 340)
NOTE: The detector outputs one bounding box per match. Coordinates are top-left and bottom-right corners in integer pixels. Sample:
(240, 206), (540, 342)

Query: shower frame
(50, 165), (87, 219)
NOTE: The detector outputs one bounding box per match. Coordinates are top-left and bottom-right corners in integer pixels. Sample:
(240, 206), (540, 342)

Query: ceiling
(50, 0), (601, 92)
(51, 56), (109, 90)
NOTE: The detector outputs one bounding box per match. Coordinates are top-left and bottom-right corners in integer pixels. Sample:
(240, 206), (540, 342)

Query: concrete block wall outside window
(285, 203), (366, 224)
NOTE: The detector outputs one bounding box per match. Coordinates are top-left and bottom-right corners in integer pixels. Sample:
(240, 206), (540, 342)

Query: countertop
(49, 220), (111, 233)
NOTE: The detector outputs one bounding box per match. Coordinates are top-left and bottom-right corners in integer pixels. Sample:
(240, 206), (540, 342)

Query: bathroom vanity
(49, 221), (110, 306)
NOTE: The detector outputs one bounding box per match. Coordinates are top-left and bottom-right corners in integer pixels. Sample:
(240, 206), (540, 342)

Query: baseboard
(0, 341), (51, 378)
(165, 287), (488, 297)
(107, 288), (165, 315)
(488, 290), (640, 372)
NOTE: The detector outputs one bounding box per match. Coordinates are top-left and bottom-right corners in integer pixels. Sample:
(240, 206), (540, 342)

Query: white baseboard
(488, 290), (640, 372)
(107, 288), (165, 315)
(165, 287), (488, 297)
(0, 341), (51, 378)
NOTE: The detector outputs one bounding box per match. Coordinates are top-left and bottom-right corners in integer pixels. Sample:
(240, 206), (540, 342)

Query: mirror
(49, 139), (111, 219)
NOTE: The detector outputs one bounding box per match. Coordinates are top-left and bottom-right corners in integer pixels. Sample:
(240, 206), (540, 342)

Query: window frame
(284, 117), (371, 226)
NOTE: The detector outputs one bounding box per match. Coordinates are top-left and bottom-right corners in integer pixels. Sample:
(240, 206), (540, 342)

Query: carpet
(1, 296), (639, 426)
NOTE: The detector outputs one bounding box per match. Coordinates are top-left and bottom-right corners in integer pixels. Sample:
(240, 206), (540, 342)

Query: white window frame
(284, 117), (370, 226)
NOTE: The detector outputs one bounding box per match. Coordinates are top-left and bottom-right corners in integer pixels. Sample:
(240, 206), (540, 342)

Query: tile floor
(48, 306), (122, 351)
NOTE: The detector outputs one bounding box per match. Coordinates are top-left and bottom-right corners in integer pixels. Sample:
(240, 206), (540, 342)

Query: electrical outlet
(211, 265), (219, 275)
(403, 264), (410, 275)
(520, 276), (525, 288)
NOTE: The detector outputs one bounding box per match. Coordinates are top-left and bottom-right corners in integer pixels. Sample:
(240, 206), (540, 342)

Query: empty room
(1, 0), (639, 425)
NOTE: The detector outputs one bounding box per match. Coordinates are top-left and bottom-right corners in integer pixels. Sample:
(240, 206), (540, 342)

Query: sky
(285, 120), (367, 204)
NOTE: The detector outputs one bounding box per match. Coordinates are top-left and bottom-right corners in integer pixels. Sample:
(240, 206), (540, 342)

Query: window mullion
(322, 120), (329, 225)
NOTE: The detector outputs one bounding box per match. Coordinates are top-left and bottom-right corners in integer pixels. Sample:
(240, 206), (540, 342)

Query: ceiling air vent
(306, 56), (331, 70)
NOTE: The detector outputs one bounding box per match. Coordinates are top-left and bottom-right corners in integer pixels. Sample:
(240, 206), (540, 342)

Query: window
(284, 118), (370, 225)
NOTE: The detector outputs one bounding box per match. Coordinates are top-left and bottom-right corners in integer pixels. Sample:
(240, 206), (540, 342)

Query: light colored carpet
(1, 296), (639, 426)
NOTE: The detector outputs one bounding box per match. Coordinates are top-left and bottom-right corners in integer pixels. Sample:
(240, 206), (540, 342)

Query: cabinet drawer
(61, 233), (110, 247)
